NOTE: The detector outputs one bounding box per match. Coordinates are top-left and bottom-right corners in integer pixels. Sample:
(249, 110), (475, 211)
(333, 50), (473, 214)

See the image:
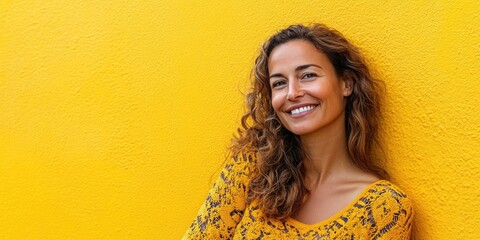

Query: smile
(290, 105), (316, 115)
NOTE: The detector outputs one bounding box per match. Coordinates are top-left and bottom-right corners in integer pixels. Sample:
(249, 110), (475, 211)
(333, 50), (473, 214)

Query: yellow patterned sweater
(183, 152), (414, 239)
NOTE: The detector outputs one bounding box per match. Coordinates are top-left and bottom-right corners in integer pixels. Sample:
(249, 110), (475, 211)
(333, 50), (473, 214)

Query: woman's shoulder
(363, 180), (414, 220)
(221, 149), (257, 181)
(366, 180), (411, 202)
(228, 148), (256, 167)
(354, 180), (414, 238)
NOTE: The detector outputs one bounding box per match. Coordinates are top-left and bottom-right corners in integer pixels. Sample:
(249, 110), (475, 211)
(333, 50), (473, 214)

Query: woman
(183, 24), (413, 239)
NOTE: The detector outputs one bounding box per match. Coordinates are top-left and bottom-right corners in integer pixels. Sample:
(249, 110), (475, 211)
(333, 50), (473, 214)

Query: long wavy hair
(230, 24), (388, 220)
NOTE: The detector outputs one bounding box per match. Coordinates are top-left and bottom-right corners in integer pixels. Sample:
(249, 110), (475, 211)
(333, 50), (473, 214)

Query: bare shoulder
(339, 174), (413, 212)
(337, 171), (381, 195)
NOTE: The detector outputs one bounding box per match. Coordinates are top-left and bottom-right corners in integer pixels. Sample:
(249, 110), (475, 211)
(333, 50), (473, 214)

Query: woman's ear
(343, 76), (353, 97)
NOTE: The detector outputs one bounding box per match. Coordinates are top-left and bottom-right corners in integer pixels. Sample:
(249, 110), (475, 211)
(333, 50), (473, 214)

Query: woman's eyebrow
(269, 64), (322, 79)
(295, 64), (322, 71)
(269, 73), (284, 79)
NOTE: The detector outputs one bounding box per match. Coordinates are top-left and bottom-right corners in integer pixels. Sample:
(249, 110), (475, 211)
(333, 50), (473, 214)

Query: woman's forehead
(268, 40), (332, 73)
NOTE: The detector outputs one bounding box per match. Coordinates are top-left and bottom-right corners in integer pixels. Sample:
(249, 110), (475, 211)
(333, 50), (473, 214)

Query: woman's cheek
(271, 92), (284, 111)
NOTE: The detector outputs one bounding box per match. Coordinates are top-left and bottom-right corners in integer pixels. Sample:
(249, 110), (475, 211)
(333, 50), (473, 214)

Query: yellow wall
(1, 1), (479, 239)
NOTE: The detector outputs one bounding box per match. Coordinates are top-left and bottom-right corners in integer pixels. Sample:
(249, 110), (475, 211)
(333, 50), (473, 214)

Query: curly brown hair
(230, 24), (388, 220)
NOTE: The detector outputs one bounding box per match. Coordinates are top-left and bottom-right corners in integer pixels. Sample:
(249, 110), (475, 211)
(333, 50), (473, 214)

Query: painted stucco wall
(1, 1), (479, 239)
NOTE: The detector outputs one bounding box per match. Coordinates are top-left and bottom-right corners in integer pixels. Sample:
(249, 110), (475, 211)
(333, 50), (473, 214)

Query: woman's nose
(287, 81), (304, 100)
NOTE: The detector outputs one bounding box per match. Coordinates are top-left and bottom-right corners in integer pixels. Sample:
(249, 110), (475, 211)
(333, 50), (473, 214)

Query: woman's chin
(285, 127), (313, 136)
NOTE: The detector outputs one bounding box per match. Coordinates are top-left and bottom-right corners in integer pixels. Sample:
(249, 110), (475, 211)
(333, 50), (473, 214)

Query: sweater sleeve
(182, 152), (254, 240)
(370, 183), (414, 240)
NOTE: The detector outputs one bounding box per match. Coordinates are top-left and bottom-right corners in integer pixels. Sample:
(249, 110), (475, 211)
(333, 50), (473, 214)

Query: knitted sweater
(183, 152), (413, 239)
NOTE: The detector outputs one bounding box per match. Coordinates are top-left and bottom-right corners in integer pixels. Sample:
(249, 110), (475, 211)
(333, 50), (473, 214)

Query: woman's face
(268, 40), (351, 137)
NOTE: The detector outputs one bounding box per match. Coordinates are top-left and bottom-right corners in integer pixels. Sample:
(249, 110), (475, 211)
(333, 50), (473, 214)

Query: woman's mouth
(289, 105), (317, 115)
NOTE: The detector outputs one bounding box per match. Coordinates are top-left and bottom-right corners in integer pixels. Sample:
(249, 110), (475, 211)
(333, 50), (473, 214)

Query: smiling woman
(183, 24), (413, 239)
(269, 40), (350, 138)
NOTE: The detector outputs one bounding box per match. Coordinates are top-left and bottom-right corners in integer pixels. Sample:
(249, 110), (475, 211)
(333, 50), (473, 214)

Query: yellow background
(1, 1), (479, 239)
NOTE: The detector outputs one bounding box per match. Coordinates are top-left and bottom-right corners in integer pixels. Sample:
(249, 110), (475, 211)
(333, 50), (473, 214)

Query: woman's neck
(300, 121), (355, 187)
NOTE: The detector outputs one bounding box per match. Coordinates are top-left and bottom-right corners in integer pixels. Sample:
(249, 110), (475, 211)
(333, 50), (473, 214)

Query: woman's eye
(272, 80), (286, 88)
(302, 73), (317, 79)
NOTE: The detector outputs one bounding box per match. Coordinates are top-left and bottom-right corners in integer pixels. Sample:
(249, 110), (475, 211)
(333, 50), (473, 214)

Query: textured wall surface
(1, 1), (479, 239)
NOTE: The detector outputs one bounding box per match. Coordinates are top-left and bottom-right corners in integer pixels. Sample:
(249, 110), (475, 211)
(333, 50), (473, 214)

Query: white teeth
(291, 105), (315, 115)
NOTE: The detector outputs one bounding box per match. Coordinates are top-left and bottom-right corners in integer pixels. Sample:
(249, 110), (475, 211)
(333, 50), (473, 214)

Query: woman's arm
(182, 152), (254, 239)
